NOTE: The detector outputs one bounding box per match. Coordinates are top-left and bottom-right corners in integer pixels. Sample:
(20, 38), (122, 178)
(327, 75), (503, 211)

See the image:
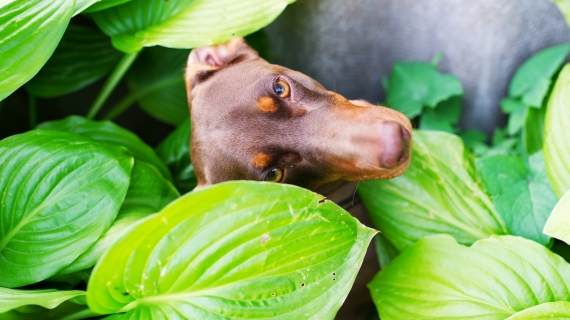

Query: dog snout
(379, 121), (411, 169)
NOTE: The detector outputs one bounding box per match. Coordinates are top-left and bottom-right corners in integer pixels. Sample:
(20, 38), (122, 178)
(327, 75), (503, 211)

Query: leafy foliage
(369, 235), (570, 320)
(0, 130), (133, 287)
(87, 181), (375, 318)
(544, 190), (570, 246)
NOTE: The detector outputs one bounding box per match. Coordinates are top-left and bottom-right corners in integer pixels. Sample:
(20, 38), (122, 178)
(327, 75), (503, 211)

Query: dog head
(185, 38), (412, 189)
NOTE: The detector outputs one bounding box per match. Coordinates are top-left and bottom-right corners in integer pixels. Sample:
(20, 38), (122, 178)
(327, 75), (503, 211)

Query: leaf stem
(86, 51), (140, 119)
(28, 93), (37, 128)
(102, 76), (182, 120)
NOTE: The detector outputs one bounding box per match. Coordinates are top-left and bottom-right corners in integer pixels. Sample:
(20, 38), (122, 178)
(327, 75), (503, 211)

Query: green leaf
(87, 181), (376, 318)
(375, 234), (399, 269)
(506, 105), (527, 135)
(507, 301), (570, 319)
(0, 287), (85, 313)
(92, 0), (296, 53)
(509, 43), (570, 107)
(0, 129), (133, 287)
(358, 130), (507, 252)
(24, 24), (122, 98)
(544, 64), (570, 198)
(522, 105), (547, 155)
(500, 97), (526, 114)
(155, 119), (196, 193)
(552, 0), (570, 26)
(544, 190), (570, 245)
(123, 47), (190, 125)
(369, 235), (570, 320)
(0, 0), (74, 101)
(476, 152), (557, 245)
(38, 116), (172, 181)
(62, 161), (179, 274)
(459, 129), (488, 151)
(75, 0), (131, 15)
(418, 96), (462, 132)
(387, 62), (463, 118)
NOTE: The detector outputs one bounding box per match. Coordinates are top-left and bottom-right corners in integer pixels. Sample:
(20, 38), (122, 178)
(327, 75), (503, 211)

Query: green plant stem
(86, 51), (140, 120)
(102, 76), (181, 120)
(28, 93), (37, 128)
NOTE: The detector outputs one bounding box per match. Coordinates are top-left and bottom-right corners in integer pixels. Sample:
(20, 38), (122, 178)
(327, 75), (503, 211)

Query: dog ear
(185, 38), (259, 93)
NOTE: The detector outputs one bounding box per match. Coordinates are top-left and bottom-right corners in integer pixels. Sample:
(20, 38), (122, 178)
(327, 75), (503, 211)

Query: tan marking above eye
(257, 96), (278, 113)
(252, 153), (273, 168)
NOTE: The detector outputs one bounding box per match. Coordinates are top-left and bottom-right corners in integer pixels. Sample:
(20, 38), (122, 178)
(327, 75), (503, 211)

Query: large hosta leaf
(476, 152), (557, 245)
(544, 64), (570, 198)
(358, 130), (507, 252)
(387, 62), (463, 118)
(87, 181), (375, 318)
(507, 301), (570, 319)
(92, 0), (296, 53)
(0, 130), (132, 287)
(38, 116), (171, 181)
(25, 24), (122, 98)
(0, 287), (90, 320)
(544, 190), (570, 245)
(124, 47), (189, 125)
(0, 0), (73, 101)
(75, 0), (131, 15)
(155, 118), (196, 193)
(509, 43), (570, 108)
(370, 235), (570, 320)
(0, 288), (89, 320)
(61, 161), (179, 274)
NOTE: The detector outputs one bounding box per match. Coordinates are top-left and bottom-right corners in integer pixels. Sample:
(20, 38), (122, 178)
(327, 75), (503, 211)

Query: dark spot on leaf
(318, 197), (328, 204)
(301, 282), (305, 287)
(333, 272), (336, 276)
(333, 278), (336, 281)
(271, 292), (275, 296)
(122, 291), (129, 296)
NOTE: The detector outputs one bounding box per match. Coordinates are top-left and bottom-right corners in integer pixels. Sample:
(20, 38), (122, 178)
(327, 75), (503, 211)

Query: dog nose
(379, 121), (411, 169)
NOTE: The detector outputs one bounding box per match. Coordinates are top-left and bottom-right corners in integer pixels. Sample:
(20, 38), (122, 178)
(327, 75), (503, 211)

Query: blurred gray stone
(265, 0), (570, 133)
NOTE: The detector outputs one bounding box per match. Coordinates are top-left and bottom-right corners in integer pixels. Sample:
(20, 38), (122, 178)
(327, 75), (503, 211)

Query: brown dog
(185, 38), (412, 189)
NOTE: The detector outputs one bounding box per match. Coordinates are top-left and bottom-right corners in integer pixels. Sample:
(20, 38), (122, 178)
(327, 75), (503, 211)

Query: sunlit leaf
(544, 64), (570, 198)
(370, 235), (570, 319)
(92, 0), (296, 53)
(358, 130), (507, 252)
(38, 116), (171, 181)
(61, 161), (179, 274)
(0, 0), (73, 100)
(544, 190), (570, 245)
(87, 181), (376, 318)
(0, 130), (132, 287)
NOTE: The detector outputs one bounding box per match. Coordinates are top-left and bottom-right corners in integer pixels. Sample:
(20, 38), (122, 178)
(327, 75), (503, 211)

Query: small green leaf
(523, 105), (547, 155)
(500, 97), (526, 114)
(38, 116), (172, 181)
(544, 64), (570, 198)
(0, 130), (133, 287)
(544, 190), (570, 245)
(476, 152), (557, 245)
(0, 287), (85, 313)
(459, 129), (488, 151)
(124, 47), (190, 125)
(61, 160), (179, 274)
(92, 0), (296, 53)
(369, 235), (570, 320)
(25, 24), (122, 98)
(358, 131), (507, 252)
(0, 0), (74, 101)
(509, 43), (570, 107)
(418, 96), (462, 133)
(155, 118), (196, 193)
(507, 105), (527, 135)
(387, 62), (463, 118)
(87, 181), (376, 318)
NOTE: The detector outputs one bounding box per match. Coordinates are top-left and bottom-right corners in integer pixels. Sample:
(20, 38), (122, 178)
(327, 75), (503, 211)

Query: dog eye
(274, 79), (290, 98)
(265, 168), (284, 182)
